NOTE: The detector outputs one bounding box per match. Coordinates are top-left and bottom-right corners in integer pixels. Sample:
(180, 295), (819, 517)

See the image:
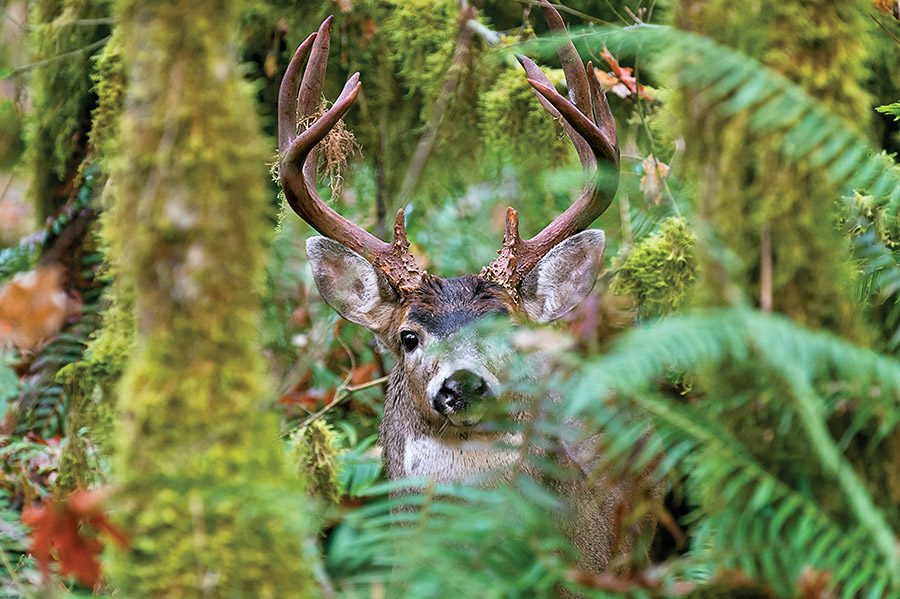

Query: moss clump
(479, 67), (569, 174)
(104, 0), (314, 595)
(288, 420), (343, 506)
(384, 0), (460, 105)
(611, 217), (697, 318)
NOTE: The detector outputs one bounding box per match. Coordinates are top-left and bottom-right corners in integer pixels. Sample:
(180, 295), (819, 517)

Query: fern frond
(563, 309), (900, 594)
(567, 310), (899, 432)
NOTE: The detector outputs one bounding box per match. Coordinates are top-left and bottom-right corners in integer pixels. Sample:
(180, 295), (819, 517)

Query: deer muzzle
(431, 369), (495, 426)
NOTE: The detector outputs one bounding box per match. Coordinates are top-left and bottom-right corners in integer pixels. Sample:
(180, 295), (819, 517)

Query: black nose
(432, 369), (491, 414)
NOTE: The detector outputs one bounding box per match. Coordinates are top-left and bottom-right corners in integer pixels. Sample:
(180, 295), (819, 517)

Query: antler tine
(278, 31), (316, 155)
(482, 0), (619, 293)
(279, 18), (425, 292)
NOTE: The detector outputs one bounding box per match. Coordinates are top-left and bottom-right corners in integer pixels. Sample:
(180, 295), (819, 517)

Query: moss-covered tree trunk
(28, 0), (110, 223)
(106, 1), (313, 595)
(675, 0), (872, 341)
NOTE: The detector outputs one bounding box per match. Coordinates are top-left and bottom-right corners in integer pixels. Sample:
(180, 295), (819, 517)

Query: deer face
(307, 231), (605, 429)
(282, 6), (618, 431)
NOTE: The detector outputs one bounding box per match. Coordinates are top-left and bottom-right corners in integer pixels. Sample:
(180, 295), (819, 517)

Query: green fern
(564, 309), (899, 595)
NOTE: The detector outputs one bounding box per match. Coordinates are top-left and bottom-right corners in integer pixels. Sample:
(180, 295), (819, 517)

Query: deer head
(279, 2), (618, 431)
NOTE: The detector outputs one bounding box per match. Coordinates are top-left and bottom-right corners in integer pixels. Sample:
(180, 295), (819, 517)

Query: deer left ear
(518, 229), (605, 323)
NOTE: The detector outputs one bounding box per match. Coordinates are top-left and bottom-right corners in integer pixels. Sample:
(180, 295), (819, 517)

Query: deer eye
(400, 330), (419, 352)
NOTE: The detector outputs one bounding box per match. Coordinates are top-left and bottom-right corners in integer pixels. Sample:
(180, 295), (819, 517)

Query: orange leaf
(0, 266), (70, 349)
(598, 47), (654, 101)
(350, 363), (378, 386)
(22, 488), (127, 588)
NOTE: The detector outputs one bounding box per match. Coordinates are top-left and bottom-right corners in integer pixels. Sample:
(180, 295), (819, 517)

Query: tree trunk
(106, 1), (314, 595)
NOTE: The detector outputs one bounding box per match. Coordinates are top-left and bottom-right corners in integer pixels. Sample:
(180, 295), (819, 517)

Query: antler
(279, 17), (425, 293)
(481, 0), (619, 292)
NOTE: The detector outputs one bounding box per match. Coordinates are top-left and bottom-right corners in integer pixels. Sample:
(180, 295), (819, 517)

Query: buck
(279, 2), (653, 573)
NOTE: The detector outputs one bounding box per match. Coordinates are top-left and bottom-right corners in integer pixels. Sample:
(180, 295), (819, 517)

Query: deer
(278, 2), (655, 575)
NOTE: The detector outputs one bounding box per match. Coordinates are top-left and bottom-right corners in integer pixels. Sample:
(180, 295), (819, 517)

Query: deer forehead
(400, 275), (515, 338)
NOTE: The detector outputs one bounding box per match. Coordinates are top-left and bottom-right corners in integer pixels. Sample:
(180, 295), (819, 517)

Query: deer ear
(306, 237), (400, 331)
(519, 229), (605, 323)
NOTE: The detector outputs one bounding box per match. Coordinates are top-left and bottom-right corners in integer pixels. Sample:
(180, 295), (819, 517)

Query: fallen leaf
(0, 266), (70, 349)
(350, 363), (378, 386)
(22, 488), (127, 588)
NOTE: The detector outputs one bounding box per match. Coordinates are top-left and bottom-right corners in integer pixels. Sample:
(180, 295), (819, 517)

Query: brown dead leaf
(350, 363), (378, 386)
(597, 47), (654, 101)
(0, 266), (70, 349)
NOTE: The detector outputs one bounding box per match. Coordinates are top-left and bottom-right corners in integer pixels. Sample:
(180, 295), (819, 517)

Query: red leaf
(350, 363), (378, 386)
(22, 488), (127, 587)
(598, 47), (654, 101)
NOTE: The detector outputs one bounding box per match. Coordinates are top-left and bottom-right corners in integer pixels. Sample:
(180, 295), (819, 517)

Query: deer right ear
(306, 237), (400, 331)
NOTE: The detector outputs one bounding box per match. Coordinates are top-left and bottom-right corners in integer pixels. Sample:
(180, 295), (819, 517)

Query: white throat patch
(402, 434), (523, 486)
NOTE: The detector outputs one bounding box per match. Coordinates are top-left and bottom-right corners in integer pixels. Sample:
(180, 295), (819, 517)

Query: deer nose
(432, 369), (491, 414)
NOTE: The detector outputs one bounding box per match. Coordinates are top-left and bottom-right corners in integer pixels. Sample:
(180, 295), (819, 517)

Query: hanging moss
(611, 217), (697, 318)
(26, 0), (111, 223)
(104, 0), (313, 595)
(287, 421), (343, 506)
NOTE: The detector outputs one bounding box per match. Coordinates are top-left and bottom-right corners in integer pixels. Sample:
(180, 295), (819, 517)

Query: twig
(759, 225), (773, 312)
(513, 0), (619, 26)
(0, 547), (34, 599)
(5, 36), (110, 77)
(618, 192), (633, 246)
(870, 14), (900, 46)
(631, 61), (681, 217)
(283, 375), (390, 434)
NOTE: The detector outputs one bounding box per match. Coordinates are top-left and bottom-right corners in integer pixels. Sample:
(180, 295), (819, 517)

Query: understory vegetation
(0, 0), (897, 597)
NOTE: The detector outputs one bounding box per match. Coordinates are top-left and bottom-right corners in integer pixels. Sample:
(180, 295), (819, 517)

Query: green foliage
(564, 309), (900, 595)
(478, 66), (569, 175)
(611, 217), (697, 318)
(383, 0), (459, 105)
(875, 101), (900, 121)
(328, 479), (580, 598)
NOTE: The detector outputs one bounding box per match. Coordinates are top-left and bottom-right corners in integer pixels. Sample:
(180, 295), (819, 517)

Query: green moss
(87, 32), (124, 160)
(104, 0), (314, 595)
(611, 217), (697, 318)
(0, 99), (25, 169)
(478, 67), (569, 174)
(26, 0), (111, 222)
(384, 0), (459, 105)
(287, 420), (343, 505)
(53, 32), (129, 496)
